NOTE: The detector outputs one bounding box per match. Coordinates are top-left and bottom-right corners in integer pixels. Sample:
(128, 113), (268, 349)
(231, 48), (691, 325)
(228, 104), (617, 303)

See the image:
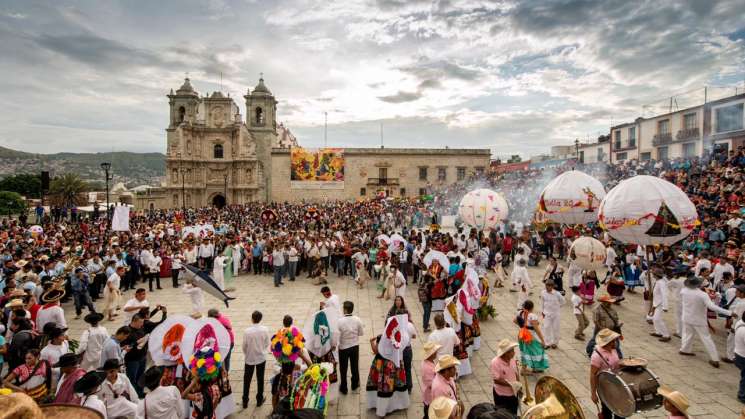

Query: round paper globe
(568, 236), (606, 270)
(458, 189), (509, 230)
(599, 175), (698, 246)
(538, 170), (606, 225)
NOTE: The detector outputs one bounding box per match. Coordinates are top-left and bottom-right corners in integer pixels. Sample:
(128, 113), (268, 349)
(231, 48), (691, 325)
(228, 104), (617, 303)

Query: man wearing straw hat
(679, 275), (734, 368)
(431, 354), (460, 404)
(490, 339), (520, 414)
(421, 342), (441, 419)
(658, 386), (690, 418)
(36, 285), (66, 334)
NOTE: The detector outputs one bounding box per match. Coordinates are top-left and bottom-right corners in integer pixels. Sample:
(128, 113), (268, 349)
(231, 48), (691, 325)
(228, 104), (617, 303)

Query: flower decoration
(271, 326), (305, 363)
(189, 346), (222, 382)
(290, 363), (331, 415)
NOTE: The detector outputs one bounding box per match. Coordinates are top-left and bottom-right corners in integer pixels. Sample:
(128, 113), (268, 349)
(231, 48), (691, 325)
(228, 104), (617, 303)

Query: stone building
(135, 78), (491, 209)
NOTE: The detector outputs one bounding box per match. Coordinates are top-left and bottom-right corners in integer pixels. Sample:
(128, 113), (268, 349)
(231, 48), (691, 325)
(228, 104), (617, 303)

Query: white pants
(543, 315), (560, 346)
(675, 301), (683, 335)
(680, 322), (719, 361)
(653, 307), (669, 338)
(727, 330), (736, 360)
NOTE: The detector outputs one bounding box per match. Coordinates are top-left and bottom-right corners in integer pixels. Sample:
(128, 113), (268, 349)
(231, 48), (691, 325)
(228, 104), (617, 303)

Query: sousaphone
(523, 376), (585, 419)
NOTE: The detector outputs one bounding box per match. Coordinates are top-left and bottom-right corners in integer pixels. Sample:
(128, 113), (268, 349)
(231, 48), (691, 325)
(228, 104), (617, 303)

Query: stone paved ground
(62, 265), (745, 418)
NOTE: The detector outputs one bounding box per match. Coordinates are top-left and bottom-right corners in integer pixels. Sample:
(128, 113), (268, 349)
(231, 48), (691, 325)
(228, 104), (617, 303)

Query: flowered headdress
(290, 363), (331, 415)
(189, 346), (222, 382)
(271, 326), (305, 363)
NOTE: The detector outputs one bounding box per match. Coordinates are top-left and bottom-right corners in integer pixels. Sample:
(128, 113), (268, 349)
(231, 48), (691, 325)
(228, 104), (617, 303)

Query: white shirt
(681, 287), (731, 326)
(734, 320), (745, 358)
(324, 294), (342, 314)
(83, 394), (108, 419)
(78, 325), (109, 370)
(571, 293), (583, 315)
(122, 298), (149, 325)
(652, 277), (669, 309)
(694, 259), (711, 276)
(337, 314), (364, 350)
(107, 272), (121, 291)
(541, 289), (565, 317)
(36, 304), (66, 333)
(242, 324), (271, 366)
(428, 327), (459, 358)
(198, 243), (214, 258)
(712, 263), (735, 287)
(605, 247), (617, 267)
(272, 249), (285, 267)
(288, 247), (299, 262)
(136, 386), (184, 419)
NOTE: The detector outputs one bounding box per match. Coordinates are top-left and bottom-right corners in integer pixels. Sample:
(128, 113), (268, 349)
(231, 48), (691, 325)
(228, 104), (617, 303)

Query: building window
(617, 152), (627, 161)
(614, 130), (621, 142)
(419, 188), (427, 196)
(255, 107), (264, 125)
(658, 119), (670, 134)
(597, 148), (605, 162)
(178, 106), (186, 123)
(640, 152), (651, 161)
(682, 142), (696, 158)
(456, 167), (466, 181)
(475, 166), (485, 176)
(715, 103), (744, 133)
(400, 188), (406, 196)
(683, 113), (697, 130)
(658, 146), (669, 160)
(360, 187), (366, 196)
(437, 167), (446, 181)
(378, 167), (388, 181)
(628, 127), (636, 146)
(419, 167), (428, 180)
(213, 144), (224, 159)
(579, 151), (585, 163)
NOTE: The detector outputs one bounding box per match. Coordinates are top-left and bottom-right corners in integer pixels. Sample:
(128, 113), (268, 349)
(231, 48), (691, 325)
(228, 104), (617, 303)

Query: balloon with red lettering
(568, 237), (606, 270)
(458, 189), (509, 230)
(598, 175), (699, 246)
(538, 170), (606, 225)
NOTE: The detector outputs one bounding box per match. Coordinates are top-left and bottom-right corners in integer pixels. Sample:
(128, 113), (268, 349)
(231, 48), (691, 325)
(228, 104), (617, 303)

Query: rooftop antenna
(324, 112), (328, 147)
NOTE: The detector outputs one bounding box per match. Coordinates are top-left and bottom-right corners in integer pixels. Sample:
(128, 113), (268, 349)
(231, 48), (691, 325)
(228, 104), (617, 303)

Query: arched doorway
(212, 194), (226, 209)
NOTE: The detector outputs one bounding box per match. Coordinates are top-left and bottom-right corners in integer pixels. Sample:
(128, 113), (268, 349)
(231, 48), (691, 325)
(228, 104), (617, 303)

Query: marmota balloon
(569, 237), (606, 270)
(599, 175), (698, 246)
(538, 170), (605, 225)
(458, 189), (509, 230)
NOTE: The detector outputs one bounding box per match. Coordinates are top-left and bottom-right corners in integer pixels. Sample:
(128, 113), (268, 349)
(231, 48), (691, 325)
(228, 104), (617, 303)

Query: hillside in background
(0, 146), (165, 187)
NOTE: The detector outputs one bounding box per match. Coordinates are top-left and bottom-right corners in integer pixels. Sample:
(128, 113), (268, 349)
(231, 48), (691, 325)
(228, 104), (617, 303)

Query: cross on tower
(260, 72), (263, 80)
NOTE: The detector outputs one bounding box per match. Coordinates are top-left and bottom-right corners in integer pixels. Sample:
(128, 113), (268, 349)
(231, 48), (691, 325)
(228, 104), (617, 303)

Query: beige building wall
(578, 141), (609, 164)
(270, 148), (491, 202)
(637, 106), (704, 161)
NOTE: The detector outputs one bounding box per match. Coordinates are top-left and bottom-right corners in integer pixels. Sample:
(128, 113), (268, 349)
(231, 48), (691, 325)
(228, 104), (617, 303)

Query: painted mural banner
(290, 147), (345, 189)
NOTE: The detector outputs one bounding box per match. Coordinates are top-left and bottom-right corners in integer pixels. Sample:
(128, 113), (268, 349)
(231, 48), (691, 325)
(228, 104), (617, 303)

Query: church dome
(210, 91), (225, 99)
(252, 76), (272, 95)
(176, 78), (198, 95)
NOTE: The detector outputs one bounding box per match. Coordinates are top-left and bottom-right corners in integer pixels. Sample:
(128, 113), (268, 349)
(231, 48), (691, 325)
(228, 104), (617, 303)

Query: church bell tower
(245, 75), (277, 201)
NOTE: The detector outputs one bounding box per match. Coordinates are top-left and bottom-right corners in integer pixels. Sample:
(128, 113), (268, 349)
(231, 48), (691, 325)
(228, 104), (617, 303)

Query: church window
(214, 144), (224, 159)
(178, 106), (186, 123)
(255, 107), (264, 125)
(360, 188), (366, 196)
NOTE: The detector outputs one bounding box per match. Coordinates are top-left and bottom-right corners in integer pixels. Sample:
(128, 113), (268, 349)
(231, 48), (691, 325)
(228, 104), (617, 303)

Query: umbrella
(389, 233), (407, 253)
(423, 250), (450, 271)
(180, 265), (236, 307)
(148, 315), (195, 366)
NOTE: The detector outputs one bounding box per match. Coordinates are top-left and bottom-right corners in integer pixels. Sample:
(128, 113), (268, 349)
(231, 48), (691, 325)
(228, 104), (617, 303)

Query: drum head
(597, 371), (636, 417)
(619, 357), (648, 368)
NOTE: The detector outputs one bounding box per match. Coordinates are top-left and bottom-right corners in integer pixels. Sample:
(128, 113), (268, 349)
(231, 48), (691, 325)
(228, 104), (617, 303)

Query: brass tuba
(522, 376), (585, 419)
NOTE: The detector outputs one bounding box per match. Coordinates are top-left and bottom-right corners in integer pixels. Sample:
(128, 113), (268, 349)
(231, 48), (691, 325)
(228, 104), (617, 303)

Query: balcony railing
(676, 127), (700, 141)
(614, 140), (636, 150)
(367, 177), (399, 186)
(652, 132), (673, 146)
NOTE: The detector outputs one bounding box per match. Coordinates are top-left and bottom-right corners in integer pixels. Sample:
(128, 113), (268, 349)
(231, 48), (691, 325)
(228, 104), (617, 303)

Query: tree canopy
(0, 191), (27, 215)
(0, 173), (41, 198)
(49, 173), (89, 207)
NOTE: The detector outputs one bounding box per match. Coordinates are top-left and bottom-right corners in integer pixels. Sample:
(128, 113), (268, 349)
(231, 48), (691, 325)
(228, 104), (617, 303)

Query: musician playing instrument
(489, 339), (520, 415)
(590, 328), (625, 419)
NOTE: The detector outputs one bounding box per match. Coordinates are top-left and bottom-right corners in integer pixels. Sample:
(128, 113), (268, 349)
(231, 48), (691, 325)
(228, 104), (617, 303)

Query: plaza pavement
(62, 265), (745, 418)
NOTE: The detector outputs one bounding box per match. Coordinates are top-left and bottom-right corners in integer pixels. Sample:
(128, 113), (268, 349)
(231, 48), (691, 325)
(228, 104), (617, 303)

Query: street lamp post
(574, 139), (580, 164)
(181, 168), (186, 211)
(100, 162), (111, 221)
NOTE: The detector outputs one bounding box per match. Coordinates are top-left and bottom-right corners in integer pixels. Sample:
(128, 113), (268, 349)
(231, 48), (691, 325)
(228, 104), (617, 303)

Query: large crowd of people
(1, 147), (744, 418)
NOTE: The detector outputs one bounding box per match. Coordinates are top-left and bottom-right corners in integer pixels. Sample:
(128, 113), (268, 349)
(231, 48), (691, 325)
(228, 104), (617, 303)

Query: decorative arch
(178, 106), (186, 123)
(255, 107), (264, 125)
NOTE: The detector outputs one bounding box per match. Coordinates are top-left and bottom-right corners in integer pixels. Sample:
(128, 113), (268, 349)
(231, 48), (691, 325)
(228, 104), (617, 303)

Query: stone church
(140, 76), (282, 209)
(135, 77), (490, 209)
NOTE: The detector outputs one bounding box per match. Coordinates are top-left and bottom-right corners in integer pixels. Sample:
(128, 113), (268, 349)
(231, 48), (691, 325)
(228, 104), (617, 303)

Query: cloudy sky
(1, 0), (744, 158)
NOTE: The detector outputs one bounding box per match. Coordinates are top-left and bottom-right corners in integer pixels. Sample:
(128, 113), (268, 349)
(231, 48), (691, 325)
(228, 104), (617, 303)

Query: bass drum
(597, 366), (662, 417)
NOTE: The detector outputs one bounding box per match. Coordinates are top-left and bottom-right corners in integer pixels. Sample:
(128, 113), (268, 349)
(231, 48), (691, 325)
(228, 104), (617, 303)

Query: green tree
(0, 191), (27, 215)
(49, 173), (89, 207)
(0, 173), (42, 198)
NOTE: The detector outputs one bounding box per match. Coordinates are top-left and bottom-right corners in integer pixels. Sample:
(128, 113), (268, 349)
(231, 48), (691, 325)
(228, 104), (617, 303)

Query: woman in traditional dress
(99, 358), (138, 418)
(183, 347), (230, 419)
(514, 300), (548, 374)
(605, 266), (626, 303)
(303, 308), (340, 403)
(222, 242), (234, 291)
(271, 315), (311, 409)
(3, 349), (52, 402)
(623, 256), (643, 293)
(212, 245), (230, 291)
(579, 271), (599, 305)
(366, 314), (411, 417)
(429, 260), (448, 313)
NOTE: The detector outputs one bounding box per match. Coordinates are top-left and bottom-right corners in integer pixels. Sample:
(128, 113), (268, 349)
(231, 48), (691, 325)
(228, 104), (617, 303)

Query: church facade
(135, 77), (490, 209)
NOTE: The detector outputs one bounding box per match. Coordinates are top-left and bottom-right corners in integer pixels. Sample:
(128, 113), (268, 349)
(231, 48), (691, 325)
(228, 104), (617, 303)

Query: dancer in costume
(365, 314), (411, 417)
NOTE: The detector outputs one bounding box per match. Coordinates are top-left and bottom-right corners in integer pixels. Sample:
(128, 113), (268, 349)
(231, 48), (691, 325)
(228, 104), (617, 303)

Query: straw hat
(658, 385), (690, 418)
(495, 339), (518, 358)
(595, 328), (620, 348)
(597, 294), (616, 304)
(4, 298), (24, 309)
(435, 354), (461, 372)
(41, 287), (65, 304)
(0, 392), (44, 419)
(14, 260), (27, 269)
(428, 396), (458, 419)
(423, 342), (441, 360)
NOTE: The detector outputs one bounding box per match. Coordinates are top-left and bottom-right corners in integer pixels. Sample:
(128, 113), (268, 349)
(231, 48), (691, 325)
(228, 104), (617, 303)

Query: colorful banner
(290, 147), (345, 189)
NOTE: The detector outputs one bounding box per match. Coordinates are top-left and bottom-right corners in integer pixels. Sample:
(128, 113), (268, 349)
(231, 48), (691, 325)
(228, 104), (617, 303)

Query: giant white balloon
(538, 170), (606, 225)
(569, 236), (606, 270)
(599, 175), (698, 246)
(458, 189), (509, 230)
